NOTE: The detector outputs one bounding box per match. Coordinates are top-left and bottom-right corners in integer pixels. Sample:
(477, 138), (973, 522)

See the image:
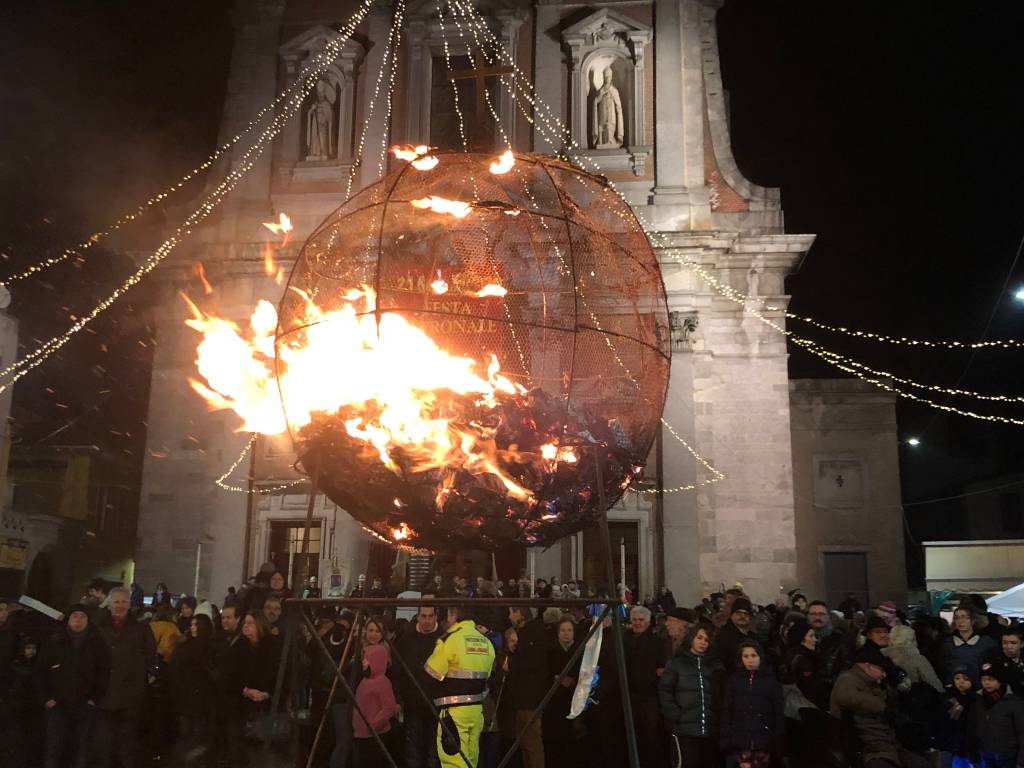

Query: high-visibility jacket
(424, 619), (495, 707)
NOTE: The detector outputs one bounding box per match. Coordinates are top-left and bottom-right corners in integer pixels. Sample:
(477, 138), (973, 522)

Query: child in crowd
(352, 643), (399, 768)
(941, 665), (979, 768)
(974, 661), (1024, 768)
(720, 640), (784, 768)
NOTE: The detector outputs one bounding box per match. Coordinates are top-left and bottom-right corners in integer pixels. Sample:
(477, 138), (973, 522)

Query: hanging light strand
(446, 0), (1024, 427)
(439, 6), (724, 492)
(3, 0), (376, 288)
(214, 433), (304, 494)
(0, 0), (375, 395)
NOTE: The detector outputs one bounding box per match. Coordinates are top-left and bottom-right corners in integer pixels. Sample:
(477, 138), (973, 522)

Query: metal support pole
(385, 624), (474, 768)
(595, 448), (641, 768)
(301, 610), (399, 768)
(264, 602), (295, 761)
(495, 603), (612, 768)
(305, 608), (363, 768)
(298, 459), (320, 594)
(242, 434), (256, 584)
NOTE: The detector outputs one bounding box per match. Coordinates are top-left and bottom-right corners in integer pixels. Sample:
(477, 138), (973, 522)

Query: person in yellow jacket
(149, 604), (182, 663)
(425, 604), (496, 767)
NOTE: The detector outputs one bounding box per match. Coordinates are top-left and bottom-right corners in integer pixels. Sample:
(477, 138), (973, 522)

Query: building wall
(135, 0), (819, 604)
(789, 379), (906, 606)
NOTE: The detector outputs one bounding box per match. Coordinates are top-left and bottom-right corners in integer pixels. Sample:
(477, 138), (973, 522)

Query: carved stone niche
(562, 9), (652, 176)
(279, 26), (366, 184)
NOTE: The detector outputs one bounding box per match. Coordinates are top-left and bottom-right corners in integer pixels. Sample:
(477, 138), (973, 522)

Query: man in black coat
(508, 606), (549, 768)
(394, 605), (443, 768)
(808, 600), (852, 695)
(92, 586), (156, 768)
(211, 604), (244, 768)
(624, 605), (667, 768)
(713, 597), (755, 673)
(36, 604), (111, 768)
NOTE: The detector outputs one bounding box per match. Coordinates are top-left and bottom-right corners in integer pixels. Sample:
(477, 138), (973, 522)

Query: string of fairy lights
(438, 4), (724, 494)
(9, 0), (1024, 503)
(0, 0), (376, 397)
(442, 0), (1024, 428)
(2, 4), (376, 289)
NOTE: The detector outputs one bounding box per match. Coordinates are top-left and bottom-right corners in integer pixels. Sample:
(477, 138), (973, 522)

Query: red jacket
(352, 644), (398, 738)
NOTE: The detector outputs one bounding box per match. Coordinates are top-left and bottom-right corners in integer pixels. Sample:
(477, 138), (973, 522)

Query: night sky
(2, 2), (1023, 586)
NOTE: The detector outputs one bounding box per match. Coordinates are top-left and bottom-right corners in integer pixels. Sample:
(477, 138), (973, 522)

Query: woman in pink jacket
(352, 642), (399, 767)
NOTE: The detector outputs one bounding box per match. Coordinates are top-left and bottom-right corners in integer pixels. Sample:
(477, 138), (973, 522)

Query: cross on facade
(448, 51), (514, 149)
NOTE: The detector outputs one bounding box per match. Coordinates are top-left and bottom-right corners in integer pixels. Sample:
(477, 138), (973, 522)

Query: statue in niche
(590, 67), (624, 149)
(306, 79), (336, 160)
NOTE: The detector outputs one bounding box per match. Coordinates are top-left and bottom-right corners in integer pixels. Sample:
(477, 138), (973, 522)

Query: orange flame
(410, 196), (472, 218)
(476, 284), (507, 298)
(489, 149), (515, 174)
(262, 212), (293, 236)
(193, 263), (214, 295)
(184, 287), (534, 500)
(263, 242), (276, 277)
(391, 144), (438, 171)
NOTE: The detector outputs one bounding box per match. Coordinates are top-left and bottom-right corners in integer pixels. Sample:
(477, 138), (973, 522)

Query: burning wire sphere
(275, 150), (669, 551)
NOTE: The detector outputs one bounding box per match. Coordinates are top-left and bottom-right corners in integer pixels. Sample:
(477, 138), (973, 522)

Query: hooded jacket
(882, 625), (943, 693)
(353, 644), (398, 738)
(829, 664), (899, 765)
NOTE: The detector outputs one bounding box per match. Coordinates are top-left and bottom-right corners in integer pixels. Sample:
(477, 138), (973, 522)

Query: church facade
(133, 0), (903, 607)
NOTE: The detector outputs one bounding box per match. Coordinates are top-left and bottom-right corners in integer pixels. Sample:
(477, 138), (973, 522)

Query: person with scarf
(973, 660), (1024, 768)
(945, 607), (997, 688)
(720, 640), (784, 768)
(36, 604), (111, 768)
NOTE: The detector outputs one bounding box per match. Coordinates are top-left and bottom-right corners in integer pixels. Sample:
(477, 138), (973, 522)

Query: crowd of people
(1, 571), (1023, 768)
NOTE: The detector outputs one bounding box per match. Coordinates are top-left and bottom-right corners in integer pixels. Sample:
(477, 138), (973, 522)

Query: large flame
(184, 287), (537, 501)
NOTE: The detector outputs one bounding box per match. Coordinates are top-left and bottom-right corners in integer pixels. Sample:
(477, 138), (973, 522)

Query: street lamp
(907, 437), (921, 447)
(1015, 287), (1024, 302)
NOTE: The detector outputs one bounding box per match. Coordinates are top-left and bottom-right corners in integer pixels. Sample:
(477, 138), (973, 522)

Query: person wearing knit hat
(976, 659), (1024, 768)
(788, 589), (807, 612)
(863, 616), (891, 649)
(37, 602), (112, 768)
(713, 596), (755, 673)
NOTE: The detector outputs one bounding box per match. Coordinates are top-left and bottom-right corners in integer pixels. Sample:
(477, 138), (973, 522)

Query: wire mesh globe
(275, 151), (670, 552)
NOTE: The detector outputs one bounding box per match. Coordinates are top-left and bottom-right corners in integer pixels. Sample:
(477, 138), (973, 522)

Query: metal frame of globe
(272, 150), (671, 554)
(266, 456), (641, 768)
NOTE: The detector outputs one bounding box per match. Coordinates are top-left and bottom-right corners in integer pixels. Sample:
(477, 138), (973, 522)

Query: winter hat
(786, 619), (813, 647)
(888, 624), (917, 649)
(855, 644), (887, 667)
(667, 607), (696, 623)
(65, 603), (90, 622)
(195, 600), (214, 620)
(863, 616), (890, 635)
(731, 597), (754, 615)
(876, 601), (898, 624)
(980, 661), (1007, 687)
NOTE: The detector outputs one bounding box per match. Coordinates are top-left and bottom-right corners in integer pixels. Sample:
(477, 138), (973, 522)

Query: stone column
(278, 54), (304, 172)
(652, 0), (689, 218)
(404, 20), (428, 145)
(358, 8), (394, 191)
(498, 12), (524, 147)
(532, 1), (564, 154)
(216, 1), (287, 239)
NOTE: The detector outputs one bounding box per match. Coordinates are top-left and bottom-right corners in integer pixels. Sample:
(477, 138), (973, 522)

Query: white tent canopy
(986, 581), (1024, 618)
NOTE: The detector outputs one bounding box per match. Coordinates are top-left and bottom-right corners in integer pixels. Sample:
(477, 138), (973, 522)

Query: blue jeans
(45, 703), (95, 768)
(405, 709), (441, 768)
